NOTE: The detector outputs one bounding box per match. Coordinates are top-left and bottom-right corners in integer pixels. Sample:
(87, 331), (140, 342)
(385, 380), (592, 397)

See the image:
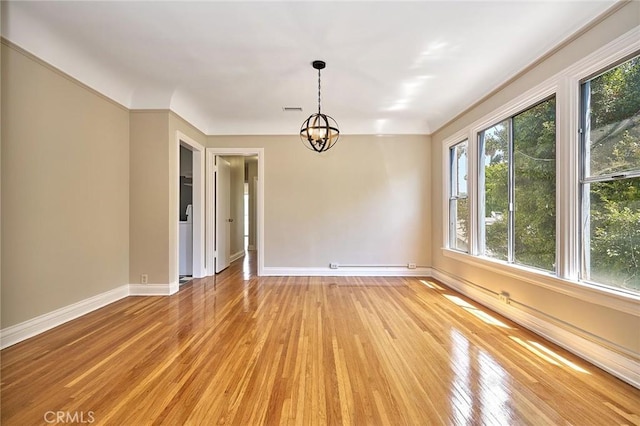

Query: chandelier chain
(317, 68), (321, 114)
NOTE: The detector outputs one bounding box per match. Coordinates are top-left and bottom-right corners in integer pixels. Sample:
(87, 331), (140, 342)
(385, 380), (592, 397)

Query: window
(580, 54), (640, 293)
(479, 97), (556, 272)
(449, 140), (469, 252)
(479, 119), (510, 261)
(442, 30), (639, 307)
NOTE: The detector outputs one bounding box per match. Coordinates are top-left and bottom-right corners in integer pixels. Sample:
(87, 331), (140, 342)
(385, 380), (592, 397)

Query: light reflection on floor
(420, 279), (444, 290)
(444, 294), (512, 329)
(478, 349), (511, 425)
(422, 278), (589, 377)
(510, 336), (590, 373)
(511, 336), (562, 366)
(449, 328), (513, 425)
(450, 329), (473, 424)
(528, 341), (589, 373)
(242, 250), (254, 281)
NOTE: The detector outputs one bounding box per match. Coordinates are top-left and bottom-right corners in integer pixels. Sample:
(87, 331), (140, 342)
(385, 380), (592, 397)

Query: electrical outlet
(499, 292), (510, 304)
(141, 274), (148, 284)
(407, 263), (417, 269)
(329, 263), (339, 269)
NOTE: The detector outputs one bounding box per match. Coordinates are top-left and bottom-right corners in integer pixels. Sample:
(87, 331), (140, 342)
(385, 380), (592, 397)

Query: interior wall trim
(440, 249), (640, 317)
(431, 268), (639, 389)
(129, 283), (179, 297)
(1, 37), (129, 112)
(261, 267), (433, 277)
(0, 285), (130, 350)
(230, 250), (246, 263)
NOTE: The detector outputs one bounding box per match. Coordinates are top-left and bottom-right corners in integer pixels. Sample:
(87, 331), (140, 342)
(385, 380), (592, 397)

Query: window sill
(441, 248), (639, 316)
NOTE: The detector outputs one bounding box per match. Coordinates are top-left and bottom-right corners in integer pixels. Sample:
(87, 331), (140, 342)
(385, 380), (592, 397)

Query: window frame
(441, 26), (640, 311)
(578, 53), (640, 292)
(448, 139), (470, 252)
(477, 117), (512, 262)
(443, 130), (474, 254)
(477, 96), (557, 271)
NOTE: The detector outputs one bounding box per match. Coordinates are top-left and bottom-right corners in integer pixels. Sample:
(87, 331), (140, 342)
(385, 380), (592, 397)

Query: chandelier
(300, 60), (340, 152)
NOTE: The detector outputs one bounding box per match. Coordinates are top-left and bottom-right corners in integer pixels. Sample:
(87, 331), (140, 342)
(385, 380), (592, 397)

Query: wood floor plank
(2, 253), (639, 425)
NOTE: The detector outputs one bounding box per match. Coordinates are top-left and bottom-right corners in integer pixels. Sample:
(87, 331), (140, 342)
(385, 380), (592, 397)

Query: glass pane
(586, 177), (640, 293)
(453, 142), (468, 197)
(453, 197), (469, 252)
(481, 120), (509, 261)
(586, 55), (640, 177)
(450, 141), (469, 252)
(513, 97), (556, 271)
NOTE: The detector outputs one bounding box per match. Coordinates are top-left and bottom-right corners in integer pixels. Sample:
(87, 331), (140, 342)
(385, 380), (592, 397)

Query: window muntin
(581, 54), (640, 293)
(479, 97), (556, 272)
(449, 140), (469, 252)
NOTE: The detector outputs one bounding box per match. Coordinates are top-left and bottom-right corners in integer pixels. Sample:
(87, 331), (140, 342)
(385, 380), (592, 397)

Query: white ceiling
(2, 1), (618, 135)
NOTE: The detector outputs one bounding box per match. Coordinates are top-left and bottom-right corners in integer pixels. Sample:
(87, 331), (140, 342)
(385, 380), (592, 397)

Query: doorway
(179, 145), (194, 283)
(206, 148), (264, 276)
(176, 132), (205, 287)
(215, 155), (252, 273)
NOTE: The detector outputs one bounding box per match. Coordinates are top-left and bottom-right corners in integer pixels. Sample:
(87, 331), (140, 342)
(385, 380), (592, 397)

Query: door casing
(215, 156), (231, 273)
(175, 131), (205, 284)
(206, 147), (265, 276)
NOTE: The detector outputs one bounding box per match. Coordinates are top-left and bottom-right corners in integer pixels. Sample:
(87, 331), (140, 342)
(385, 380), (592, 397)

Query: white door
(215, 157), (231, 273)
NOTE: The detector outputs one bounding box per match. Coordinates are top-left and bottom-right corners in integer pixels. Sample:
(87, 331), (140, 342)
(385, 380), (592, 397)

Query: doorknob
(228, 218), (234, 222)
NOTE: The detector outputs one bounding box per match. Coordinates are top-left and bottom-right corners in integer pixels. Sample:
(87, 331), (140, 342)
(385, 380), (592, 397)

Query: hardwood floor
(2, 252), (639, 425)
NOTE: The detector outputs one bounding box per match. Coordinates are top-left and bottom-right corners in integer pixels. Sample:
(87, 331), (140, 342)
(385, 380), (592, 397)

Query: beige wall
(209, 135), (431, 269)
(130, 111), (207, 285)
(129, 111), (170, 285)
(431, 2), (640, 354)
(1, 41), (130, 327)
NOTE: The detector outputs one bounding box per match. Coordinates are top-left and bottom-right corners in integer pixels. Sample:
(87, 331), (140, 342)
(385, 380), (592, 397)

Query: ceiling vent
(282, 107), (303, 112)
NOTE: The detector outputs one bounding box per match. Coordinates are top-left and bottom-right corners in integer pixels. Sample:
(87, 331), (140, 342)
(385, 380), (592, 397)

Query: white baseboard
(230, 250), (245, 263)
(431, 269), (640, 389)
(262, 266), (432, 277)
(129, 282), (178, 296)
(0, 284), (129, 350)
(1, 281), (180, 348)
